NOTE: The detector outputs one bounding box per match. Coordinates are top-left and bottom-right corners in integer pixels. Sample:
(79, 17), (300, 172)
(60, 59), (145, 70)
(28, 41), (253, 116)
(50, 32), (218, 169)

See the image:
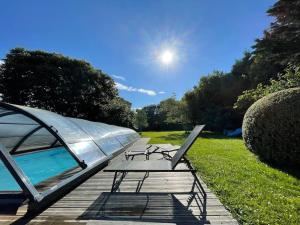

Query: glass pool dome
(0, 102), (139, 203)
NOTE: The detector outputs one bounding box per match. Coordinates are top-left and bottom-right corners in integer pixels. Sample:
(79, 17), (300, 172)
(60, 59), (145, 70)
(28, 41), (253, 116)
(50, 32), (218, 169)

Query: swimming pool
(0, 147), (79, 191)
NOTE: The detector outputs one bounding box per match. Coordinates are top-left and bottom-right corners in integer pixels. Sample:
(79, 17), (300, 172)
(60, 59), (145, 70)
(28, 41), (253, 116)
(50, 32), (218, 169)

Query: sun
(160, 50), (174, 65)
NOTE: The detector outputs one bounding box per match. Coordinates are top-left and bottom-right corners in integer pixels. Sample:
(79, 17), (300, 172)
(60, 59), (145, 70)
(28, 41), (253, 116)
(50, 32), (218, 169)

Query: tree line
(135, 0), (300, 131)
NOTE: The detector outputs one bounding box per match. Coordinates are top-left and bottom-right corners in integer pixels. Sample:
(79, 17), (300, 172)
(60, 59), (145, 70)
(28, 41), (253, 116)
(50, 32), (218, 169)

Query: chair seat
(128, 144), (179, 153)
(104, 160), (173, 172)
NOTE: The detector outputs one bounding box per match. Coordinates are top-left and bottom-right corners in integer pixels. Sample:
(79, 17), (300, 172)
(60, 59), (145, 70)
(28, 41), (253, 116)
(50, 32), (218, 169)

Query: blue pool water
(0, 147), (79, 191)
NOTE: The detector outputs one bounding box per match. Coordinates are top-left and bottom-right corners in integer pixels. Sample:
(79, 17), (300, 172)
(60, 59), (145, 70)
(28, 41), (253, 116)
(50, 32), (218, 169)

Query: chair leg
(111, 171), (127, 192)
(111, 172), (118, 192)
(136, 172), (150, 192)
(191, 175), (196, 192)
(182, 156), (207, 198)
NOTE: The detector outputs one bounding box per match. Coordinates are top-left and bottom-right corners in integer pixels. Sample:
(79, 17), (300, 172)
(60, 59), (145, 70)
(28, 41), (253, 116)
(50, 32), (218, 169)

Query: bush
(242, 88), (300, 167)
(234, 64), (300, 114)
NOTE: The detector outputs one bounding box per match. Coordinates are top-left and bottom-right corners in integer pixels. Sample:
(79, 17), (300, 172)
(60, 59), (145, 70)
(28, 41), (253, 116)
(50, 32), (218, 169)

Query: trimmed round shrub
(242, 87), (300, 167)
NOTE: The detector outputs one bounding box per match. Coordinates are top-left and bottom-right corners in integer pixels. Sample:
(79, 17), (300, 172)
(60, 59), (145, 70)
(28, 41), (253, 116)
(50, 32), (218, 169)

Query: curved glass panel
(13, 105), (106, 166)
(70, 118), (124, 155)
(15, 127), (58, 153)
(16, 105), (90, 144)
(68, 141), (105, 165)
(0, 110), (42, 152)
(108, 125), (139, 146)
(95, 123), (139, 147)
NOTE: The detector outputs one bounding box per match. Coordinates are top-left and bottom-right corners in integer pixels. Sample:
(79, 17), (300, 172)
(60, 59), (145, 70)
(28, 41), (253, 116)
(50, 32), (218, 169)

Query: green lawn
(141, 131), (300, 225)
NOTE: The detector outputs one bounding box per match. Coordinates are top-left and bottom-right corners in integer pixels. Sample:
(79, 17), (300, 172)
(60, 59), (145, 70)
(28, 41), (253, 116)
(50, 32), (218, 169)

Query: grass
(141, 131), (300, 225)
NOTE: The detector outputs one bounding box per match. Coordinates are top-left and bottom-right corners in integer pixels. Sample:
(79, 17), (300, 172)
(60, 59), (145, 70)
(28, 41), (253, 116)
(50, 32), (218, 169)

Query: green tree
(234, 65), (300, 113)
(142, 105), (161, 130)
(183, 71), (244, 131)
(158, 97), (189, 130)
(105, 97), (135, 127)
(138, 97), (189, 131)
(0, 47), (134, 127)
(249, 0), (300, 84)
(159, 98), (184, 124)
(183, 89), (200, 125)
(134, 109), (148, 131)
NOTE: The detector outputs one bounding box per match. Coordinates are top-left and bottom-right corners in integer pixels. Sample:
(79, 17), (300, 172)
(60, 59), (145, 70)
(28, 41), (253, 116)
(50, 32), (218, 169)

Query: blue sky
(0, 0), (275, 108)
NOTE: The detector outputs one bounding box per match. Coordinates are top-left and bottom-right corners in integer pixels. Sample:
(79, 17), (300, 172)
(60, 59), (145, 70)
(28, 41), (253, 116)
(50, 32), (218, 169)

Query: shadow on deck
(79, 192), (207, 225)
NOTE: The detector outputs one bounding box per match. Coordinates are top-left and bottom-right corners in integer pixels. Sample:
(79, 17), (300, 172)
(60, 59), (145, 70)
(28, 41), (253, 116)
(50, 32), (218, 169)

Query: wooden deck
(0, 138), (238, 225)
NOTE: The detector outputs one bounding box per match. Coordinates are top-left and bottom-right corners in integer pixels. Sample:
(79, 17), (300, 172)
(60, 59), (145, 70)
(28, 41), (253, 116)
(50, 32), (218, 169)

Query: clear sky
(0, 0), (275, 109)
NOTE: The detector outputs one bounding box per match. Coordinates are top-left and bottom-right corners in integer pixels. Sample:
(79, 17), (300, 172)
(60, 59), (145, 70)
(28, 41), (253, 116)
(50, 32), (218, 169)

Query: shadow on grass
(159, 132), (189, 141)
(158, 131), (242, 142)
(200, 132), (243, 140)
(259, 158), (300, 179)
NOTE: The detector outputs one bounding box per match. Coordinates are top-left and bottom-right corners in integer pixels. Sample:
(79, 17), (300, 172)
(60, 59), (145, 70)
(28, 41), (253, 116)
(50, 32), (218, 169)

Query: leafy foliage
(142, 105), (162, 130)
(0, 48), (134, 127)
(244, 0), (300, 85)
(183, 71), (246, 131)
(134, 109), (148, 131)
(243, 88), (300, 167)
(255, 0), (300, 65)
(138, 97), (189, 131)
(158, 97), (188, 128)
(234, 65), (300, 113)
(104, 97), (135, 127)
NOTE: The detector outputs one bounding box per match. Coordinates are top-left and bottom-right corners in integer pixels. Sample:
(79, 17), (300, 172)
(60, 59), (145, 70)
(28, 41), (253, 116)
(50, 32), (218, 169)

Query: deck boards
(0, 138), (238, 225)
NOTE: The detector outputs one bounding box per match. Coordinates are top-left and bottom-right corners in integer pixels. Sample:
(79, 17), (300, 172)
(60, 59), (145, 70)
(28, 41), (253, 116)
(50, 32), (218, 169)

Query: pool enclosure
(0, 102), (139, 205)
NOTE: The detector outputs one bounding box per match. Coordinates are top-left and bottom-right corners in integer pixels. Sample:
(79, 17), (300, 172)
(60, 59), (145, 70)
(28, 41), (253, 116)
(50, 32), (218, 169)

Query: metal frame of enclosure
(0, 102), (139, 208)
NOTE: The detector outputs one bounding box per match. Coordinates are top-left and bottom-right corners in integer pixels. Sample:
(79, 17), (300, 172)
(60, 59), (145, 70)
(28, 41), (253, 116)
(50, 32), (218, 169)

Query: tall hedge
(242, 88), (300, 167)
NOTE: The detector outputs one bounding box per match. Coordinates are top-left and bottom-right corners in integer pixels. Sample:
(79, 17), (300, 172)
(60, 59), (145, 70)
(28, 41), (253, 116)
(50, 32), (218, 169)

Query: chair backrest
(171, 125), (205, 169)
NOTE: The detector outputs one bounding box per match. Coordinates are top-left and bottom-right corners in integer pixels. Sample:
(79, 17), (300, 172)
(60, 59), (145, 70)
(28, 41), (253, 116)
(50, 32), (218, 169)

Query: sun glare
(141, 31), (187, 70)
(160, 50), (174, 65)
